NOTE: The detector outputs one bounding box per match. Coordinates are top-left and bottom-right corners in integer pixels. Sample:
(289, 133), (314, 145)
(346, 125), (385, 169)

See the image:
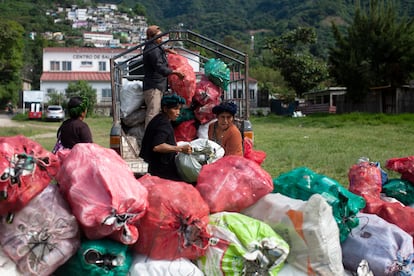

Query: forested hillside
(1, 0), (414, 58)
(1, 0), (414, 101)
(121, 0), (414, 58)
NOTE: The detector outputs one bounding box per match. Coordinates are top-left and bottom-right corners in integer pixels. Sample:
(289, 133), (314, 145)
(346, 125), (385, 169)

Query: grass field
(4, 112), (413, 186)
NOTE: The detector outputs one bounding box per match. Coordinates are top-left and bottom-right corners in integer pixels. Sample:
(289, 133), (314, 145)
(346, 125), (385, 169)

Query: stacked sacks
(133, 174), (211, 260)
(175, 138), (224, 184)
(386, 156), (414, 183)
(120, 79), (146, 147)
(204, 58), (230, 91)
(167, 53), (196, 104)
(273, 166), (366, 242)
(0, 135), (60, 222)
(0, 246), (20, 276)
(348, 160), (414, 238)
(198, 212), (289, 275)
(196, 155), (274, 213)
(341, 213), (414, 275)
(242, 193), (345, 275)
(56, 143), (148, 245)
(55, 238), (133, 276)
(0, 184), (80, 276)
(129, 254), (204, 276)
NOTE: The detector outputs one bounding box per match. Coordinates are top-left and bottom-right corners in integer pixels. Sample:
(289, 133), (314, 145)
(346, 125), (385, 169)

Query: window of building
(101, 88), (111, 101)
(81, 61), (93, 66)
(62, 61), (72, 71)
(249, 89), (255, 100)
(99, 61), (106, 71)
(238, 89), (243, 98)
(50, 61), (60, 71)
(47, 88), (56, 94)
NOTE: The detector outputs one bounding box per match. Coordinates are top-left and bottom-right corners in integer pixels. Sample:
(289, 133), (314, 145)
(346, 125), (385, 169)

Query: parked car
(45, 105), (65, 121)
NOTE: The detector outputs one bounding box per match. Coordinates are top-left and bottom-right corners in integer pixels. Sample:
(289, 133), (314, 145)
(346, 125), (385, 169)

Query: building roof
(230, 72), (257, 82)
(43, 47), (138, 54)
(40, 72), (110, 82)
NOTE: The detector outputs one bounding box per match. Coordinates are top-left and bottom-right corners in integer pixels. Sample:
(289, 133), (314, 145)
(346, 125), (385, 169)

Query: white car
(45, 105), (65, 121)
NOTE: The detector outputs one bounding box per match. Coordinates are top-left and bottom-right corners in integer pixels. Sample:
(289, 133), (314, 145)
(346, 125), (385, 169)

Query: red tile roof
(40, 72), (110, 82)
(43, 47), (139, 54)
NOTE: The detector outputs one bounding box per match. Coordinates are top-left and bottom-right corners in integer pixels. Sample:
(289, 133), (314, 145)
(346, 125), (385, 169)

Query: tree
(250, 65), (295, 101)
(0, 20), (24, 106)
(65, 80), (97, 117)
(133, 3), (146, 16)
(266, 27), (329, 97)
(47, 91), (66, 106)
(329, 0), (414, 102)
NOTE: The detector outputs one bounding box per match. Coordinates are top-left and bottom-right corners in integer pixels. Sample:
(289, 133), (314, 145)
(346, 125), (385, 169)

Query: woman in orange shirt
(208, 101), (243, 156)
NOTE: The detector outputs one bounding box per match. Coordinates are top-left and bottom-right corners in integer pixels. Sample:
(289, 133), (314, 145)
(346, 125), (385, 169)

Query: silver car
(45, 105), (65, 121)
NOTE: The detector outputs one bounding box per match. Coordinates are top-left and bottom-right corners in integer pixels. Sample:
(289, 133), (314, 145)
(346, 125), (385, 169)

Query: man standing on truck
(143, 25), (185, 128)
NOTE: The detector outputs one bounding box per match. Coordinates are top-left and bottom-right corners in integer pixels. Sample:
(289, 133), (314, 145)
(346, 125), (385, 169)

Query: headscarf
(68, 96), (89, 119)
(212, 101), (237, 116)
(161, 94), (186, 109)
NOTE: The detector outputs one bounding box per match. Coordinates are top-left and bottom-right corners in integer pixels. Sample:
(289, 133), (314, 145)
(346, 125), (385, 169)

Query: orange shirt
(208, 122), (243, 156)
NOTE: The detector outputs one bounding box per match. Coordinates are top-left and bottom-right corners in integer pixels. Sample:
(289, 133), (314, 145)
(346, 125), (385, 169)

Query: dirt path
(0, 114), (57, 138)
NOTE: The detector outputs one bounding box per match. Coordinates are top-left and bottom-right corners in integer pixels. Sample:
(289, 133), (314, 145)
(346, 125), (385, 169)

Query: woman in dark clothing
(139, 94), (191, 181)
(57, 96), (93, 149)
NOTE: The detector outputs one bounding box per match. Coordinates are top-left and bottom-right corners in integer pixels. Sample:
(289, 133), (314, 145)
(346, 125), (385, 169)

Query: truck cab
(109, 29), (251, 177)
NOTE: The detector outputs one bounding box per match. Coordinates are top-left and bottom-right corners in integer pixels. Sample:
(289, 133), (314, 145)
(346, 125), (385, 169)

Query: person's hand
(174, 71), (185, 80)
(179, 144), (192, 154)
(166, 48), (177, 55)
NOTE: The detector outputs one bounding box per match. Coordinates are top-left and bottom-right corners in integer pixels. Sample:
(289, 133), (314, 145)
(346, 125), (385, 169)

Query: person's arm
(151, 47), (185, 79)
(153, 143), (192, 154)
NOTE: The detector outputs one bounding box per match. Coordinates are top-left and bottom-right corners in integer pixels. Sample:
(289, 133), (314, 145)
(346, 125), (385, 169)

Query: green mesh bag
(382, 178), (414, 206)
(204, 58), (230, 91)
(54, 239), (132, 276)
(174, 107), (195, 125)
(198, 212), (289, 275)
(273, 167), (366, 242)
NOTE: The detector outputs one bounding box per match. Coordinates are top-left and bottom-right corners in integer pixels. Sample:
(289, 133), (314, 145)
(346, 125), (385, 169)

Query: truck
(109, 29), (252, 177)
(23, 90), (45, 120)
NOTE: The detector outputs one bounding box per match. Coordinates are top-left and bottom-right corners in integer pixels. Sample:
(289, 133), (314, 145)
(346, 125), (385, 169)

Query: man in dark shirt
(143, 25), (184, 128)
(139, 94), (191, 181)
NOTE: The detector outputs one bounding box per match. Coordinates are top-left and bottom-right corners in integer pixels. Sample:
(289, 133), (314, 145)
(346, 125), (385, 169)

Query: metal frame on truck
(109, 29), (250, 176)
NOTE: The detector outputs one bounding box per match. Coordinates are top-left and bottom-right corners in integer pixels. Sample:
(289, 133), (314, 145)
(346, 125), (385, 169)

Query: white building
(83, 32), (114, 47)
(40, 47), (139, 105)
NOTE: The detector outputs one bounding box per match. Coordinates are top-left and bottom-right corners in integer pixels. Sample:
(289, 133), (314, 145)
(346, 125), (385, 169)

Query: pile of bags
(120, 54), (266, 166)
(3, 58), (414, 275)
(3, 134), (414, 275)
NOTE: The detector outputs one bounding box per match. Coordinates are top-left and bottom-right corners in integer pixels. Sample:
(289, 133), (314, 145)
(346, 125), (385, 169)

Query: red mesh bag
(196, 155), (273, 213)
(168, 53), (196, 104)
(193, 76), (221, 106)
(348, 161), (414, 238)
(243, 137), (266, 166)
(0, 135), (59, 220)
(194, 102), (216, 124)
(133, 174), (210, 260)
(385, 156), (414, 183)
(56, 143), (148, 245)
(348, 161), (382, 197)
(174, 119), (197, 142)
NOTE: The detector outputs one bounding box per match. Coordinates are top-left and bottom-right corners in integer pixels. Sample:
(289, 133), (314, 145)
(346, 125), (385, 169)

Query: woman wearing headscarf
(57, 96), (93, 149)
(208, 101), (243, 156)
(139, 94), (192, 181)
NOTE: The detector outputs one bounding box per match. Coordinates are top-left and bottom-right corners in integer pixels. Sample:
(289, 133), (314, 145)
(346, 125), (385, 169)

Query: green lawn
(4, 112), (413, 186)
